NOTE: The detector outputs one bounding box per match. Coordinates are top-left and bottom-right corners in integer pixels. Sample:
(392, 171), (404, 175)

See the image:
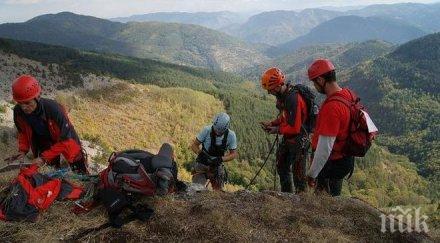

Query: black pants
(276, 140), (307, 193)
(316, 156), (354, 196)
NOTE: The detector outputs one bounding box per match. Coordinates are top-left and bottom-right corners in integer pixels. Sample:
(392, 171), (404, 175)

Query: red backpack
(325, 90), (378, 157)
(0, 164), (83, 222)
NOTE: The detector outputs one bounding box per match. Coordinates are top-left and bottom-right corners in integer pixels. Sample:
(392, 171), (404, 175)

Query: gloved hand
(307, 176), (316, 188)
(209, 156), (223, 167)
(267, 126), (279, 134)
(197, 150), (209, 163)
(31, 157), (46, 166)
(260, 121), (271, 131)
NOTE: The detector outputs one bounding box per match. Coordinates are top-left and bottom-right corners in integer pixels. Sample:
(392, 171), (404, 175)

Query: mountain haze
(223, 9), (343, 45)
(349, 2), (440, 32)
(111, 11), (249, 30)
(221, 2), (439, 47)
(270, 15), (426, 57)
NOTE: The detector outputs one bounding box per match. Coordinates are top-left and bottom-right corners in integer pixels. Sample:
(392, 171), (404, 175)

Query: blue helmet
(212, 112), (230, 135)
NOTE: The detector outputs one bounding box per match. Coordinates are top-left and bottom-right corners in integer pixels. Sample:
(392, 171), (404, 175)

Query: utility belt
(283, 133), (309, 149)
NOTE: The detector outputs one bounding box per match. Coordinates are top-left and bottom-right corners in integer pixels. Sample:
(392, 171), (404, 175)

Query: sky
(0, 0), (439, 23)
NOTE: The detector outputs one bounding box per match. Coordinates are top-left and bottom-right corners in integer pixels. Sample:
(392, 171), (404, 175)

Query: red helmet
(261, 67), (285, 91)
(12, 75), (42, 102)
(308, 59), (335, 80)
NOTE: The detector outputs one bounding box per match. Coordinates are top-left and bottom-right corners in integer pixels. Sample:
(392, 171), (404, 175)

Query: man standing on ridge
(11, 75), (88, 174)
(190, 112), (238, 190)
(260, 67), (316, 193)
(306, 59), (377, 196)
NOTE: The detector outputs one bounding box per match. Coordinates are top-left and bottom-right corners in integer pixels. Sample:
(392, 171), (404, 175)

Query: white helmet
(212, 112), (230, 135)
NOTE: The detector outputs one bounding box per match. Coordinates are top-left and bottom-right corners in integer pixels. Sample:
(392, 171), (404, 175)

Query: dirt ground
(0, 188), (435, 242)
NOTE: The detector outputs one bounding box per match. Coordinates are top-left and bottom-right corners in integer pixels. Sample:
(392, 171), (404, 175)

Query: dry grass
(0, 190), (435, 242)
(57, 82), (224, 182)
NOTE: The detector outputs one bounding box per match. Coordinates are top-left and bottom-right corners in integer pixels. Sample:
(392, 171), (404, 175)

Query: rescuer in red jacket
(11, 75), (88, 174)
(260, 67), (309, 193)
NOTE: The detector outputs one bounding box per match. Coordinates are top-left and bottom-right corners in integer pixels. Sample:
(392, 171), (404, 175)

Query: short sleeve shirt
(312, 88), (352, 160)
(196, 125), (237, 151)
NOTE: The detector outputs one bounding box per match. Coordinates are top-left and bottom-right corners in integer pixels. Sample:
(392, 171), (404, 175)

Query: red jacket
(271, 86), (308, 138)
(13, 98), (82, 163)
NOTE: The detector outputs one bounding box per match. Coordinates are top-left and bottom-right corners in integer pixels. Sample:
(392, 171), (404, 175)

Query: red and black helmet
(12, 75), (41, 102)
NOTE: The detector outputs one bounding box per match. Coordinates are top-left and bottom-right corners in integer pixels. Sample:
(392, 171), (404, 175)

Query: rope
(245, 134), (279, 190)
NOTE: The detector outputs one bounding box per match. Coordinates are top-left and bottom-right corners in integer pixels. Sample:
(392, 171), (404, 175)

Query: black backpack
(283, 84), (318, 134)
(97, 143), (185, 228)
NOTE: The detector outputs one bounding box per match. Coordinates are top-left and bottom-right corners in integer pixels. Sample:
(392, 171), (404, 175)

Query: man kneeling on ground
(11, 75), (88, 174)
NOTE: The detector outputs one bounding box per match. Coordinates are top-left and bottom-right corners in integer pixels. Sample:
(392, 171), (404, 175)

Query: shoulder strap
(211, 128), (229, 150)
(209, 126), (229, 151)
(284, 86), (299, 126)
(325, 95), (351, 108)
(209, 126), (216, 150)
(221, 129), (229, 150)
(323, 89), (357, 108)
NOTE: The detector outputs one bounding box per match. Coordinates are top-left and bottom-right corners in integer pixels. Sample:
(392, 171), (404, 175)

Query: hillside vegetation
(58, 82), (223, 182)
(344, 33), (440, 199)
(0, 38), (434, 209)
(346, 145), (429, 207)
(0, 38), (278, 190)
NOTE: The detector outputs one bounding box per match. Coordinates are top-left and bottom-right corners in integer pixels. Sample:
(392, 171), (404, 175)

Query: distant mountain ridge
(0, 12), (267, 72)
(111, 11), (249, 30)
(269, 15), (426, 57)
(223, 9), (343, 45)
(222, 2), (440, 46)
(348, 2), (440, 32)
